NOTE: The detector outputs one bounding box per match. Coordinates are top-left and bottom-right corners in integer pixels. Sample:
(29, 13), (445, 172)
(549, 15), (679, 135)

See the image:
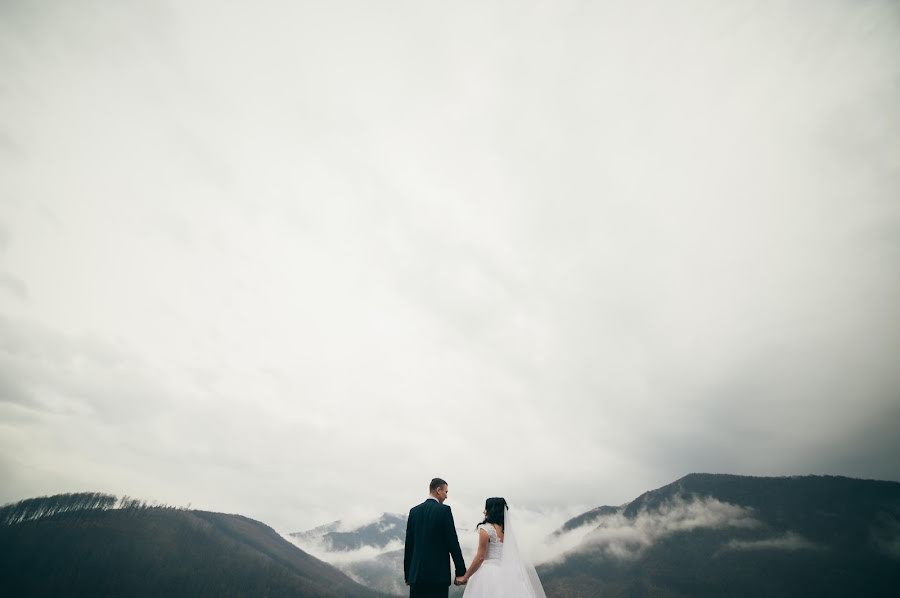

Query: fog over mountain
(1, 0), (899, 532)
(537, 474), (900, 597)
(283, 474), (900, 596)
(541, 495), (760, 562)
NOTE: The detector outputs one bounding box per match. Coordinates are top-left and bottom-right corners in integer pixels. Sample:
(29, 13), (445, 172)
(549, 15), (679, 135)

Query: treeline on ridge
(0, 492), (185, 526)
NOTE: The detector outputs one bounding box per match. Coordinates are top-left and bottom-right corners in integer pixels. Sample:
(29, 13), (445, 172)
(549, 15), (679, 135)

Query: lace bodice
(477, 523), (504, 560)
(477, 523), (502, 543)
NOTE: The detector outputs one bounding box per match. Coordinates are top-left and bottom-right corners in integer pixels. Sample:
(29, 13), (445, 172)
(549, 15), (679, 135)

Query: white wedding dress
(463, 507), (547, 598)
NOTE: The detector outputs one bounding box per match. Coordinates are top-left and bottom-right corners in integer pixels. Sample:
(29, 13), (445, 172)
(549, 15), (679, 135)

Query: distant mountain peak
(291, 512), (408, 552)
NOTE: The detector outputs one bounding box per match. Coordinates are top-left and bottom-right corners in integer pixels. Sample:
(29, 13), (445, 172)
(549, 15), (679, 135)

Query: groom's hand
(454, 576), (467, 586)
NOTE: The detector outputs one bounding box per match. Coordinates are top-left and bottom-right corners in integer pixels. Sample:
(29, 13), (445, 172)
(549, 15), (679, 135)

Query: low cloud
(283, 530), (408, 596)
(721, 532), (821, 553)
(284, 512), (410, 565)
(285, 532), (404, 565)
(545, 495), (760, 562)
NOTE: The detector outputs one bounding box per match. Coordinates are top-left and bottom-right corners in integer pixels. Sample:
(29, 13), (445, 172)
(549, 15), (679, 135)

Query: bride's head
(480, 497), (508, 529)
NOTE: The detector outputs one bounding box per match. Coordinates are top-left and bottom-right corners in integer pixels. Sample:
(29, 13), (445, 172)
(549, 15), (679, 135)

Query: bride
(459, 497), (547, 598)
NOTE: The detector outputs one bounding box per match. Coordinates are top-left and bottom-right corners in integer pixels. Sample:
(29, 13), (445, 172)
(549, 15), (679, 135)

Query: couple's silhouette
(403, 478), (546, 598)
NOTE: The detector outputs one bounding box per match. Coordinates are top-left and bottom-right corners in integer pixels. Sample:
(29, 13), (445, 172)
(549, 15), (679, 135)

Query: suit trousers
(409, 583), (449, 598)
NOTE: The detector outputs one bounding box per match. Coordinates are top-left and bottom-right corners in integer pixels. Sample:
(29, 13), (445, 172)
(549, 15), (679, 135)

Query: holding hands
(454, 575), (467, 586)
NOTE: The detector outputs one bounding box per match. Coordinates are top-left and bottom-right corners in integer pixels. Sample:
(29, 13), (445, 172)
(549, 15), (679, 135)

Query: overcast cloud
(1, 0), (899, 532)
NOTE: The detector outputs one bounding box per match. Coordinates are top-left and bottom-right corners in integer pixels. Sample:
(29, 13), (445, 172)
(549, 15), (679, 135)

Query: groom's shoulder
(410, 500), (431, 513)
(430, 500), (452, 514)
(413, 499), (450, 512)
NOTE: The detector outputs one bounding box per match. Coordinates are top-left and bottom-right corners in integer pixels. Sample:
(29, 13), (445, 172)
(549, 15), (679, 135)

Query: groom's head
(429, 478), (449, 503)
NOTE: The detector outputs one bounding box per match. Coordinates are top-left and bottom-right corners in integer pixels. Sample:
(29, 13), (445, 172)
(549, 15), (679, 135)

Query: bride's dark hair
(478, 497), (508, 529)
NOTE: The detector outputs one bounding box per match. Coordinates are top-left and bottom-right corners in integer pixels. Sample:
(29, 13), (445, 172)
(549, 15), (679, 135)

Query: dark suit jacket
(404, 498), (467, 586)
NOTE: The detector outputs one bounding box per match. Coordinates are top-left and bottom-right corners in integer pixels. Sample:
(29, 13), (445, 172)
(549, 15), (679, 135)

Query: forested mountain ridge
(539, 474), (900, 598)
(0, 492), (386, 598)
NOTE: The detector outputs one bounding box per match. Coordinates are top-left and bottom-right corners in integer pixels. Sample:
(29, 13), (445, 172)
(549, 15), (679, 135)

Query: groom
(404, 477), (467, 598)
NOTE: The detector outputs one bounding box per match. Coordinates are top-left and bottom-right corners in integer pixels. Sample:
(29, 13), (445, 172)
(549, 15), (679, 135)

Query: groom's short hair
(430, 478), (448, 492)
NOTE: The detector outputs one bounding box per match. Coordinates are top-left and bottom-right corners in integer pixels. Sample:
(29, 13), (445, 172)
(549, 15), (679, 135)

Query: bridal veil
(497, 504), (547, 598)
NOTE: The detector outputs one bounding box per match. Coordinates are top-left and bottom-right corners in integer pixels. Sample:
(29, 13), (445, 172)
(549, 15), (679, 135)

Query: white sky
(1, 0), (899, 532)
